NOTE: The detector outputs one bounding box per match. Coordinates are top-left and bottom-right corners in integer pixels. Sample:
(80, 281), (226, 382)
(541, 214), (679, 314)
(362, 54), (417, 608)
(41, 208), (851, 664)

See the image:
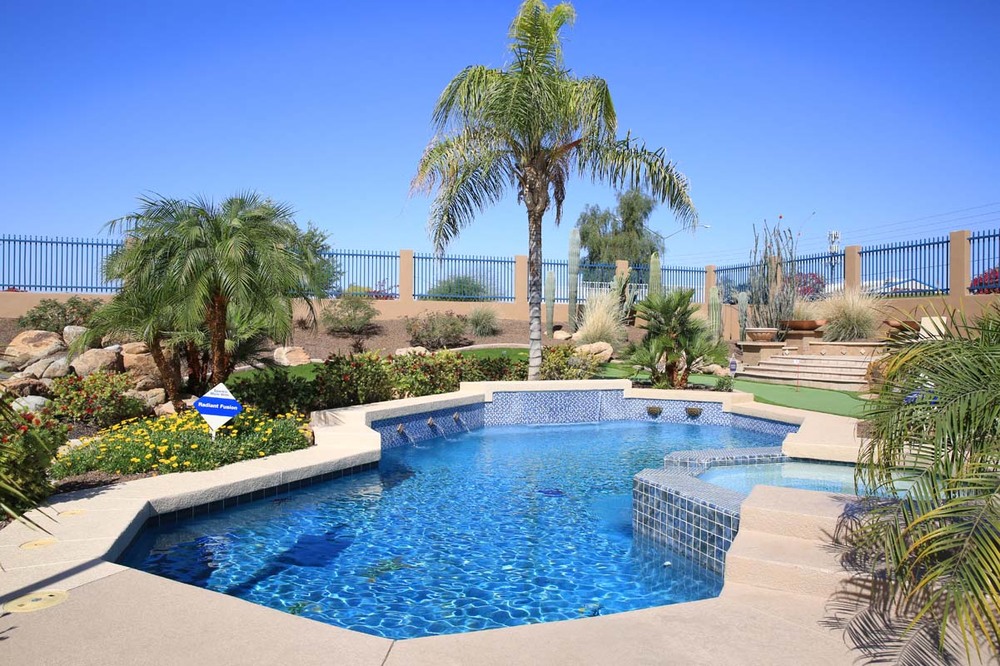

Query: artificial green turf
(457, 347), (529, 361)
(686, 374), (866, 417)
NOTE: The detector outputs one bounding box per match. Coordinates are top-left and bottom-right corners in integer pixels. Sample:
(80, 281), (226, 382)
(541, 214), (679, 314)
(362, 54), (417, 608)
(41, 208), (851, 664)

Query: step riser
(763, 358), (870, 368)
(724, 553), (851, 597)
(738, 505), (842, 541)
(743, 370), (866, 381)
(735, 373), (868, 392)
(756, 367), (867, 378)
(759, 361), (868, 372)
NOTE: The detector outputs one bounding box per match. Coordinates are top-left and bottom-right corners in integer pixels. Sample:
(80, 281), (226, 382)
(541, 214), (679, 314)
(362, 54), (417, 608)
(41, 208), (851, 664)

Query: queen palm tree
(105, 192), (330, 385)
(413, 0), (697, 379)
(854, 304), (1000, 658)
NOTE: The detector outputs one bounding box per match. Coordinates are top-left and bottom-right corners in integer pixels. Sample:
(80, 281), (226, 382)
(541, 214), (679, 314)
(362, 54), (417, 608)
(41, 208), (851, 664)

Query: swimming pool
(699, 461), (858, 496)
(120, 420), (787, 639)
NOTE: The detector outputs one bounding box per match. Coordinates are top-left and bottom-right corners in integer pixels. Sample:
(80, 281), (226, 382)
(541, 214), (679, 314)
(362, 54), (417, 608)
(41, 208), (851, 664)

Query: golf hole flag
(194, 383), (243, 438)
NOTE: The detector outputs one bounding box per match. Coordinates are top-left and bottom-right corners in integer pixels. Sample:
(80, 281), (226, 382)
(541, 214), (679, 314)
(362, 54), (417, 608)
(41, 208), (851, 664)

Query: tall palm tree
(854, 304), (1000, 657)
(413, 0), (697, 379)
(105, 192), (330, 385)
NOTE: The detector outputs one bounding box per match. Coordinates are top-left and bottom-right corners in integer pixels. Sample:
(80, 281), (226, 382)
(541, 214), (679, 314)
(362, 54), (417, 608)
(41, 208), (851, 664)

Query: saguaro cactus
(737, 291), (749, 341)
(544, 270), (555, 338)
(708, 285), (722, 340)
(648, 252), (661, 297)
(567, 228), (581, 332)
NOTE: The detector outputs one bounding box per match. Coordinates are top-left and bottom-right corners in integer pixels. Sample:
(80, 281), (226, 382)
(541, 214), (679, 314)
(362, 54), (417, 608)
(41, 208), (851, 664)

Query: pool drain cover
(3, 590), (69, 613)
(20, 538), (57, 550)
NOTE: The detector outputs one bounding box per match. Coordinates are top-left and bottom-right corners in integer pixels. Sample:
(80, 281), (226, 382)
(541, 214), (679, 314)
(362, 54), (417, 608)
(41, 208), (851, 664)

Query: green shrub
(425, 276), (490, 301)
(314, 352), (393, 408)
(322, 295), (381, 352)
(18, 296), (104, 332)
(230, 368), (316, 415)
(390, 351), (467, 397)
(50, 408), (310, 478)
(714, 375), (734, 392)
(0, 408), (67, 511)
(405, 311), (468, 350)
(821, 289), (883, 341)
(463, 355), (527, 382)
(468, 307), (501, 337)
(538, 345), (600, 380)
(50, 372), (147, 427)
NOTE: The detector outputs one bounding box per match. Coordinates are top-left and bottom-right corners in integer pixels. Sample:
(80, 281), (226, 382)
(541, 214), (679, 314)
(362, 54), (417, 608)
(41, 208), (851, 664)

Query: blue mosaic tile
(484, 390), (603, 426)
(371, 403), (484, 449)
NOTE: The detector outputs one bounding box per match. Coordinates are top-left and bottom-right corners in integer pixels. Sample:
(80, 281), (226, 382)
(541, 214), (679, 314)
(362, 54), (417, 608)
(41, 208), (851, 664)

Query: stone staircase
(737, 354), (872, 392)
(722, 486), (852, 598)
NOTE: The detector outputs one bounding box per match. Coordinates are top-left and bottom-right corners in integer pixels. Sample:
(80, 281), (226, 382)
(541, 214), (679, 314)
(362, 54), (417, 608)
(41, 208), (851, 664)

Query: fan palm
(413, 0), (696, 379)
(632, 288), (722, 388)
(854, 303), (1000, 658)
(105, 192), (330, 385)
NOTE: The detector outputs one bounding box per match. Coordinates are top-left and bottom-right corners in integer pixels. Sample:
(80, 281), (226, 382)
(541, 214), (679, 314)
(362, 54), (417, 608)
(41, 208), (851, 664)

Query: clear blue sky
(2, 1), (998, 266)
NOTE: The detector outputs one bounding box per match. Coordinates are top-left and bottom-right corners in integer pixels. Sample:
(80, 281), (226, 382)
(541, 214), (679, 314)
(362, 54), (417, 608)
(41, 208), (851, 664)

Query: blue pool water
(121, 420), (786, 639)
(699, 461), (858, 496)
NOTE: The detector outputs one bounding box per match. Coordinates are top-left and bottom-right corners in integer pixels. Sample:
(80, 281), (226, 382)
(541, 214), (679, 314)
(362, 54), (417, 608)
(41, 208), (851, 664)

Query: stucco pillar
(705, 265), (716, 295)
(398, 250), (414, 303)
(615, 259), (629, 278)
(844, 245), (861, 291)
(514, 255), (529, 309)
(949, 229), (971, 297)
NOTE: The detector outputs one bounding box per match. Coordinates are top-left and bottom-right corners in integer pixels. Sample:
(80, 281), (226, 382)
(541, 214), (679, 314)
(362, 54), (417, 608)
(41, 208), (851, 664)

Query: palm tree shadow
(0, 612), (15, 641)
(820, 498), (997, 665)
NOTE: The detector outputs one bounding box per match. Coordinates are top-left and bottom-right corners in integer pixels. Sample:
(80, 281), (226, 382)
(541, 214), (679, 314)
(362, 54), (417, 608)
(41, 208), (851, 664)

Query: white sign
(193, 383), (244, 437)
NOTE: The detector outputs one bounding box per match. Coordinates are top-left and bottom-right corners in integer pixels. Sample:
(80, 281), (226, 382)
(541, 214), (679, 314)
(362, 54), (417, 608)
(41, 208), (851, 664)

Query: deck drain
(20, 538), (57, 550)
(3, 590), (69, 613)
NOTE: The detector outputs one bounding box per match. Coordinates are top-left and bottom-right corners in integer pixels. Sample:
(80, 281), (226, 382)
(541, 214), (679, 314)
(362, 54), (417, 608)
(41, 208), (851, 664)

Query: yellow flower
(145, 453), (152, 459)
(183, 461), (191, 467)
(130, 457), (140, 463)
(258, 451), (265, 457)
(190, 444), (198, 450)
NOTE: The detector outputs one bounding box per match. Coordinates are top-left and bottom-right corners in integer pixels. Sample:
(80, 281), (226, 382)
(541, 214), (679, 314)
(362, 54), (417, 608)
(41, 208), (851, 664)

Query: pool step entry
(722, 486), (853, 598)
(737, 353), (873, 392)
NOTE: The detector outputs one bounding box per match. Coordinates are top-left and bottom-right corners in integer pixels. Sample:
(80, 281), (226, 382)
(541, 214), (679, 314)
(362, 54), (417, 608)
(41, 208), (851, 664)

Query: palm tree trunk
(209, 295), (229, 384)
(527, 210), (544, 380)
(148, 336), (184, 409)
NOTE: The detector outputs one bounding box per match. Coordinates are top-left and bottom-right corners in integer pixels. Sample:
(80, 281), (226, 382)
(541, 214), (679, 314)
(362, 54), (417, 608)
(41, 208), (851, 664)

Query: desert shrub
(463, 355), (527, 382)
(17, 296), (104, 332)
(314, 352), (393, 408)
(794, 272), (826, 300)
(50, 407), (311, 478)
(574, 291), (627, 348)
(792, 300), (821, 321)
(821, 289), (883, 341)
(714, 375), (734, 392)
(390, 351), (467, 397)
(468, 307), (501, 337)
(230, 368), (316, 415)
(322, 295), (381, 352)
(50, 371), (147, 427)
(425, 276), (490, 301)
(405, 311), (468, 350)
(538, 345), (600, 380)
(0, 408), (67, 511)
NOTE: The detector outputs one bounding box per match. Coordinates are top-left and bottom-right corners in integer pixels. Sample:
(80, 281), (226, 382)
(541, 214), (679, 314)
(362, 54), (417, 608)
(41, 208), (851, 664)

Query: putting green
(687, 374), (865, 417)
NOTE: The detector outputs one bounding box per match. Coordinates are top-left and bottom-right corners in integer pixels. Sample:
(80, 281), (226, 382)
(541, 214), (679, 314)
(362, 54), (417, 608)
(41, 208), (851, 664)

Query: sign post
(193, 383), (244, 440)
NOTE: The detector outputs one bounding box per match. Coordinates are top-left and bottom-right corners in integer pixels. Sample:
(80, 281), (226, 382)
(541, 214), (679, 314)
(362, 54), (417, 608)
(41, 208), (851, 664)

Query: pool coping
(0, 380), (866, 663)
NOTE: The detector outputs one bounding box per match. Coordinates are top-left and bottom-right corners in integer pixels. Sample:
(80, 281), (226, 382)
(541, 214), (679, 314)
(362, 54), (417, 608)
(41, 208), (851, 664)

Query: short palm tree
(632, 288), (723, 388)
(105, 192), (330, 385)
(854, 304), (1000, 657)
(413, 0), (696, 379)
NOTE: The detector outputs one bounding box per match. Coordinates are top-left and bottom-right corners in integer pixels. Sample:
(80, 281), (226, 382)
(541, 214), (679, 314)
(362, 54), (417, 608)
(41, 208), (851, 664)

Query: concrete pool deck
(1, 381), (878, 664)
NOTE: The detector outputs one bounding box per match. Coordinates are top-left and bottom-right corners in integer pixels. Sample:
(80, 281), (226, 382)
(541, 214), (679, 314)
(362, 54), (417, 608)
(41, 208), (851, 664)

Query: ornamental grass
(50, 407), (312, 479)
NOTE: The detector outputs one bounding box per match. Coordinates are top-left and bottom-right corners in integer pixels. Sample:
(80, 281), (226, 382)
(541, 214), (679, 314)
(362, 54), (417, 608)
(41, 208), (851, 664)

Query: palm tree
(854, 304), (1000, 657)
(632, 288), (724, 388)
(413, 0), (696, 379)
(105, 192), (330, 385)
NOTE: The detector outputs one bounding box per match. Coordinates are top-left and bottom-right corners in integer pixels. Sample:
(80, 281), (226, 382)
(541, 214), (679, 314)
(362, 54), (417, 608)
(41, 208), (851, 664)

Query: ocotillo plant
(544, 270), (555, 337)
(567, 227), (581, 331)
(648, 252), (662, 297)
(708, 285), (722, 340)
(737, 291), (749, 341)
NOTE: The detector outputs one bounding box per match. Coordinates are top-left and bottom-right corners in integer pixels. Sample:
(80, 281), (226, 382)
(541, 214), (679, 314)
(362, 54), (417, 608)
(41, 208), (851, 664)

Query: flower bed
(51, 407), (312, 478)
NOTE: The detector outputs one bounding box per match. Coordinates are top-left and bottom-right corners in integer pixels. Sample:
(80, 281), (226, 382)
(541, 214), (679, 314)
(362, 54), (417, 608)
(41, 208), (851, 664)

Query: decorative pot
(884, 319), (919, 331)
(685, 406), (703, 418)
(745, 327), (778, 342)
(781, 319), (827, 331)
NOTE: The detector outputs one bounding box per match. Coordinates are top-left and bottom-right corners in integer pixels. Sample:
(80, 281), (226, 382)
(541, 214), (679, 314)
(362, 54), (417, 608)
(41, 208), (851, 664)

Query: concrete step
(760, 357), (870, 371)
(755, 362), (867, 378)
(724, 530), (850, 597)
(736, 370), (868, 392)
(737, 486), (848, 540)
(785, 354), (875, 364)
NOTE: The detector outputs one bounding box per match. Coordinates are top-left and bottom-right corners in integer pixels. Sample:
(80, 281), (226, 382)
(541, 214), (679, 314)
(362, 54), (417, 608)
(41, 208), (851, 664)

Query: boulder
(154, 401), (176, 417)
(134, 375), (163, 391)
(123, 351), (162, 383)
(5, 330), (66, 369)
(103, 344), (122, 353)
(394, 346), (429, 357)
(1, 377), (51, 397)
(125, 388), (166, 410)
(552, 330), (573, 341)
(11, 395), (52, 413)
(23, 354), (63, 378)
(70, 348), (122, 377)
(274, 346), (311, 366)
(62, 325), (96, 349)
(0, 359), (13, 373)
(42, 356), (70, 379)
(574, 341), (614, 364)
(120, 342), (149, 355)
